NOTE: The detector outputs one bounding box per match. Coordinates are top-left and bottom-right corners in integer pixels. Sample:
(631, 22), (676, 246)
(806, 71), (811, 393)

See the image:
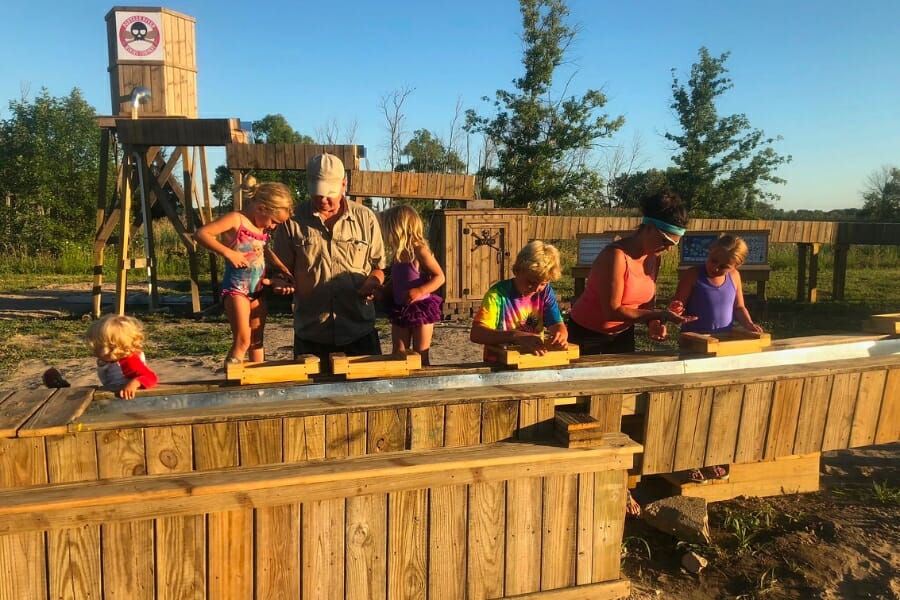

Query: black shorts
(565, 317), (635, 354)
(294, 330), (382, 370)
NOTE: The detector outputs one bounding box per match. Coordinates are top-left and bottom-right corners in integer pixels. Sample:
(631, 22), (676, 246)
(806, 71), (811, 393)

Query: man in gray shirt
(271, 153), (386, 366)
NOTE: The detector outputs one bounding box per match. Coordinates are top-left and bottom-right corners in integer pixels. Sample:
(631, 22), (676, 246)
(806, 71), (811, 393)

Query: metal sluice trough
(80, 336), (900, 416)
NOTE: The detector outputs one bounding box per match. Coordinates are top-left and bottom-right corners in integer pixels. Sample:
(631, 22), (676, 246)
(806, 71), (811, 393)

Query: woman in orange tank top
(568, 188), (696, 354)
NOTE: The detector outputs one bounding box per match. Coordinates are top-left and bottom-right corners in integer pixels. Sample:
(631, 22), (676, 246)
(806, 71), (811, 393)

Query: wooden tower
(93, 7), (244, 317)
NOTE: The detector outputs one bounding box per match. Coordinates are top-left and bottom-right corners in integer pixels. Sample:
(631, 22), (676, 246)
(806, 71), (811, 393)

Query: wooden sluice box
(1, 333), (899, 599)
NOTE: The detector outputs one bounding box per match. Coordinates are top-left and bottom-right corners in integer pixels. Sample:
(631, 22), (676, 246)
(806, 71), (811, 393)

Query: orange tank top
(570, 244), (658, 335)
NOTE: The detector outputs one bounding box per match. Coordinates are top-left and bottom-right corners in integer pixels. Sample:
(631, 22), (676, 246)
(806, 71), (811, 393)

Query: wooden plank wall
(527, 217), (848, 244)
(226, 144), (361, 171)
(0, 441), (634, 600)
(116, 119), (246, 147)
(639, 357), (900, 475)
(348, 171), (476, 200)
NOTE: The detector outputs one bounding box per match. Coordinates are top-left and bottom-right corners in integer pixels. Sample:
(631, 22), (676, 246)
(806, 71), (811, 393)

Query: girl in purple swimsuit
(195, 179), (294, 365)
(671, 233), (764, 482)
(381, 205), (445, 366)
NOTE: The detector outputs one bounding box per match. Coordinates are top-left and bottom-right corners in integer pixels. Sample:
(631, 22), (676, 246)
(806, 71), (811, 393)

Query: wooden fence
(526, 217), (900, 302)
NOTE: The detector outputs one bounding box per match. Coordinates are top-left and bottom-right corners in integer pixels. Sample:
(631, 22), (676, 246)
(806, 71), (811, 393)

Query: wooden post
(181, 147), (202, 313)
(232, 170), (244, 211)
(115, 155), (134, 316)
(833, 243), (849, 301)
(92, 129), (112, 318)
(796, 243), (807, 302)
(807, 243), (820, 303)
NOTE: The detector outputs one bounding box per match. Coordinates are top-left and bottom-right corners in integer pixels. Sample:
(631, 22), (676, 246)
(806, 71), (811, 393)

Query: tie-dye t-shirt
(473, 278), (564, 361)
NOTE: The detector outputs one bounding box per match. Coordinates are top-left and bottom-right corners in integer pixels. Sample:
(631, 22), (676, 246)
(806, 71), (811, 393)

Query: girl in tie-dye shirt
(470, 241), (568, 362)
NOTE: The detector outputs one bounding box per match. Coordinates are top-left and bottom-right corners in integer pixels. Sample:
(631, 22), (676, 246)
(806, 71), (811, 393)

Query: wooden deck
(0, 333), (897, 599)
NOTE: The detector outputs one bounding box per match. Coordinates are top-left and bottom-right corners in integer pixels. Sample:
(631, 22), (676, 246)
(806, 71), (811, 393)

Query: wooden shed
(430, 208), (529, 318)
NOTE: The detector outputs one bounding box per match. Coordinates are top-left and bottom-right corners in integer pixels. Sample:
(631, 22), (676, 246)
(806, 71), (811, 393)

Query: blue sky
(2, 1), (897, 211)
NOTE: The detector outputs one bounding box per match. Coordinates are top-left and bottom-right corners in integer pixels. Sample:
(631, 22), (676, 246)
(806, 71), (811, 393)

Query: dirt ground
(1, 285), (898, 599)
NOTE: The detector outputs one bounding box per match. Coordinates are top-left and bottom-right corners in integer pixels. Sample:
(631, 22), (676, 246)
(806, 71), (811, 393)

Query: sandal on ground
(703, 465), (730, 480)
(685, 468), (708, 484)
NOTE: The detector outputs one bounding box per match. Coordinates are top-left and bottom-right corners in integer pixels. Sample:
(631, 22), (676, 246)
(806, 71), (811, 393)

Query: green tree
(0, 88), (105, 255)
(860, 166), (900, 221)
(665, 47), (791, 217)
(396, 129), (466, 174)
(212, 114), (314, 210)
(465, 0), (623, 214)
(608, 168), (671, 210)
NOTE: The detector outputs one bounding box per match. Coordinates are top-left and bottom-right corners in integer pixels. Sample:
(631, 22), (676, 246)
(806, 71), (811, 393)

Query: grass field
(1, 236), (898, 381)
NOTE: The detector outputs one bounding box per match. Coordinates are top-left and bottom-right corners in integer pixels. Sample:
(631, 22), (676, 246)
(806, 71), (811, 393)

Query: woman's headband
(642, 216), (686, 236)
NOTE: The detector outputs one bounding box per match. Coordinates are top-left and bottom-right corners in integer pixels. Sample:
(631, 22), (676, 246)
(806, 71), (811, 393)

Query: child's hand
(406, 286), (424, 303)
(228, 250), (249, 269)
(745, 322), (764, 333)
(119, 379), (141, 400)
(545, 326), (568, 349)
(516, 333), (548, 356)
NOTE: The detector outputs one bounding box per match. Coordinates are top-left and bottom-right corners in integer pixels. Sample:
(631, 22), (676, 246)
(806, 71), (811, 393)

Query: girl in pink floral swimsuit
(195, 180), (294, 365)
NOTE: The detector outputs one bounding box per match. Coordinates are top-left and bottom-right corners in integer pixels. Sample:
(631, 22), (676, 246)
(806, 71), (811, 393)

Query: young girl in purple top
(381, 205), (446, 366)
(671, 233), (763, 481)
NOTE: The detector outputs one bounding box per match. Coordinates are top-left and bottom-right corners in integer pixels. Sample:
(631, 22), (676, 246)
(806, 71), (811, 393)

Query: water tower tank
(105, 6), (198, 117)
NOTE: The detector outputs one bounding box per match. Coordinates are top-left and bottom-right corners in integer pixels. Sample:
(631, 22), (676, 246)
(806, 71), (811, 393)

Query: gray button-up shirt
(272, 198), (386, 345)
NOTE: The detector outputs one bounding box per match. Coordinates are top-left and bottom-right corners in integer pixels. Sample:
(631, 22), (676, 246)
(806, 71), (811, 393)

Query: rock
(681, 550), (709, 574)
(641, 495), (711, 545)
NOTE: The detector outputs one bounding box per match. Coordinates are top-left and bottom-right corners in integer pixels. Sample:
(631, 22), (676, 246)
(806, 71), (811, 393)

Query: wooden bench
(0, 437), (639, 600)
(678, 230), (771, 300)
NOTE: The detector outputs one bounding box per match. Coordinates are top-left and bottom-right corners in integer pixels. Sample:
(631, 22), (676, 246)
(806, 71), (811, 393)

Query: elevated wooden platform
(0, 334), (897, 598)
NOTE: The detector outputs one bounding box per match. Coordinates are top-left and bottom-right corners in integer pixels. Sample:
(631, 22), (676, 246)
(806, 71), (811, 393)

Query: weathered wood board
(863, 313), (900, 335)
(487, 343), (580, 369)
(330, 352), (422, 380)
(679, 330), (772, 356)
(225, 355), (320, 384)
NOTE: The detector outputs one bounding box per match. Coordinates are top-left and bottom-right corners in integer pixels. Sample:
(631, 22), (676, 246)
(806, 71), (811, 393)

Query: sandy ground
(0, 285), (484, 389)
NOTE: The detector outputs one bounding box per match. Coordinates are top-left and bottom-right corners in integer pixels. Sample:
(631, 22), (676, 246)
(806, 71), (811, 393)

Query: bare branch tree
(378, 85), (415, 170)
(601, 132), (645, 208)
(315, 118), (341, 144)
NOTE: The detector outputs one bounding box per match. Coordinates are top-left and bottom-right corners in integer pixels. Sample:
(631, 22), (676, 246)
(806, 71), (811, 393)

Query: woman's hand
(661, 308), (698, 326)
(648, 319), (667, 341)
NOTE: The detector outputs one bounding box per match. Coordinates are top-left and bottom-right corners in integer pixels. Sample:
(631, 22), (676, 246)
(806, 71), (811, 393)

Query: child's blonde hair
(243, 176), (294, 216)
(381, 204), (428, 261)
(513, 240), (562, 282)
(710, 234), (749, 266)
(85, 314), (146, 362)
